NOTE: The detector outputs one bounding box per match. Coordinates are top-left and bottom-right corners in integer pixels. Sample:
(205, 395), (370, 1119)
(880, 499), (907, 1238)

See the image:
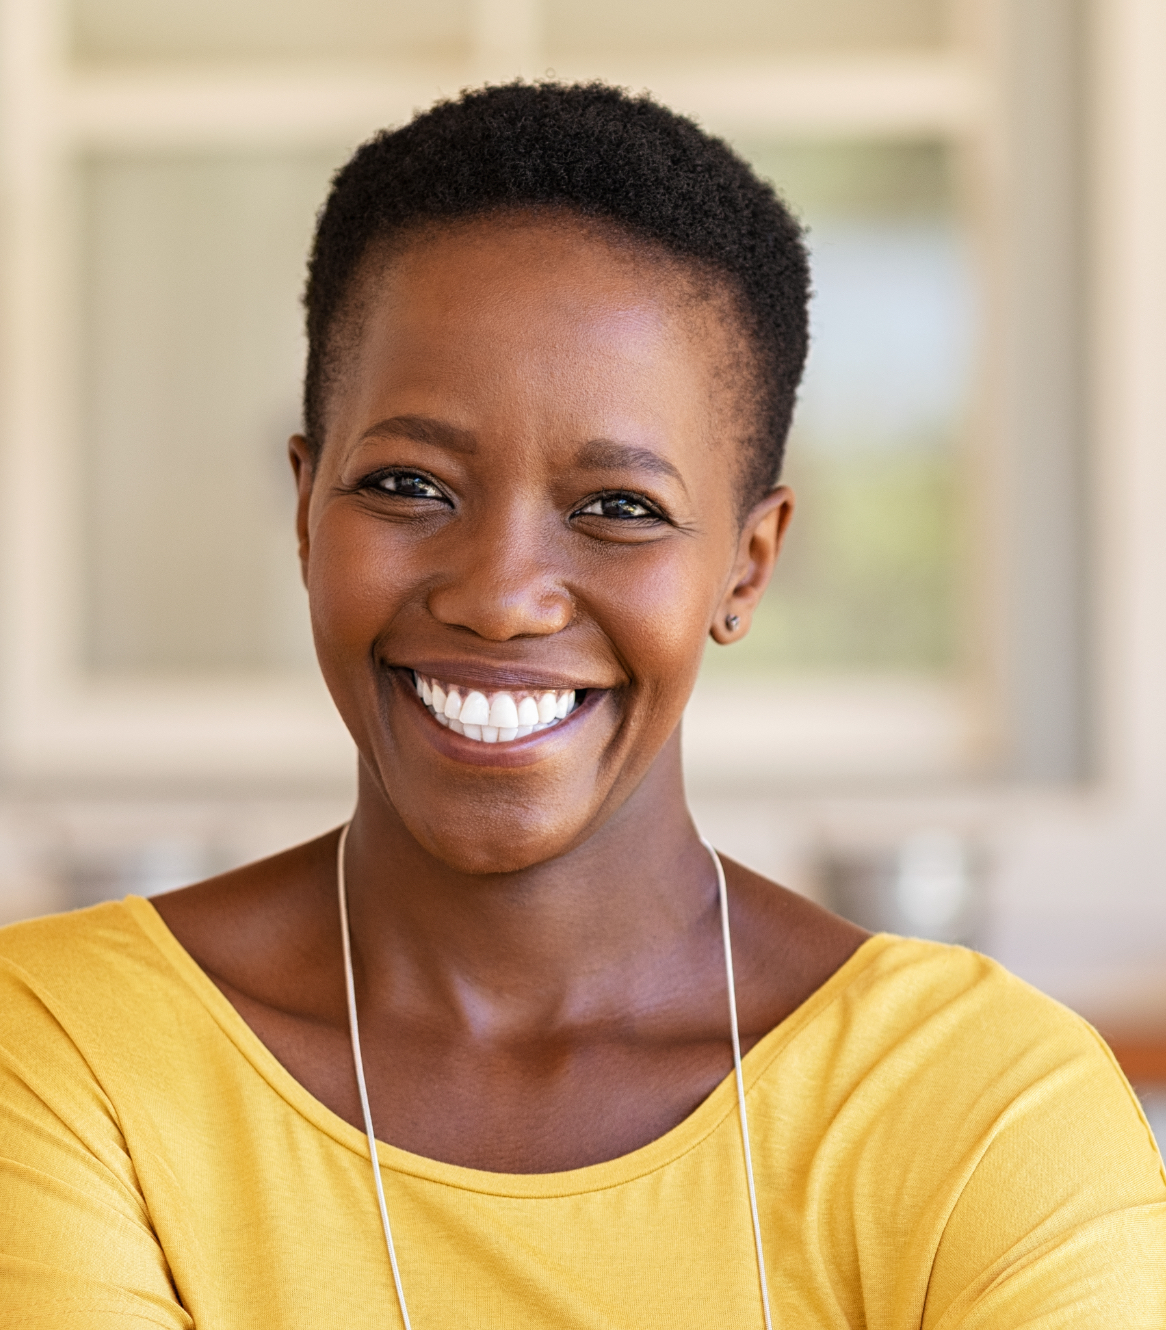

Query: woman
(2, 83), (1163, 1328)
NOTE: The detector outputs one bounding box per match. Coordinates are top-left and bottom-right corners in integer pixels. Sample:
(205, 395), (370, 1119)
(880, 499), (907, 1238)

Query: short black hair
(303, 81), (810, 505)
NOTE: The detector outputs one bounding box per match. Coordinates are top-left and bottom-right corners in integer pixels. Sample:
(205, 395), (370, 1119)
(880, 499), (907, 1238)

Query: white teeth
(488, 693), (519, 729)
(460, 691), (490, 726)
(414, 673), (580, 745)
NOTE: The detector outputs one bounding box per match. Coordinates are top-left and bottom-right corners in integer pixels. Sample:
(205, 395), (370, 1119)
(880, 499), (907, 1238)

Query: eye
(364, 470), (447, 501)
(575, 492), (661, 521)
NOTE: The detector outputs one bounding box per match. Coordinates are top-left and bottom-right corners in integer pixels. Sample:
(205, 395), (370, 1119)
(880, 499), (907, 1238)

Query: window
(77, 148), (339, 677)
(707, 139), (973, 678)
(0, 0), (1083, 793)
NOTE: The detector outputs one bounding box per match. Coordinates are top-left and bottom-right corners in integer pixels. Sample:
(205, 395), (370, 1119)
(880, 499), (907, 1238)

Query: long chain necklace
(336, 823), (773, 1329)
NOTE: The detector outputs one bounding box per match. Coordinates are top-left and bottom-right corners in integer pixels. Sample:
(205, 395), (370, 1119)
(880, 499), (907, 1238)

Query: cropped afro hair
(303, 81), (810, 505)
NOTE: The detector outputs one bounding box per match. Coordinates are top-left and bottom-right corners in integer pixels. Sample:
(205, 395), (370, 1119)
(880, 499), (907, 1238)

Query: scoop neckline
(125, 894), (893, 1199)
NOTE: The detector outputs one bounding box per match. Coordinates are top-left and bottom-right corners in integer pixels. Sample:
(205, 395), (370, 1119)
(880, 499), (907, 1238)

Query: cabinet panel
(77, 148), (348, 676)
(702, 139), (975, 679)
(546, 0), (951, 60)
(70, 0), (470, 65)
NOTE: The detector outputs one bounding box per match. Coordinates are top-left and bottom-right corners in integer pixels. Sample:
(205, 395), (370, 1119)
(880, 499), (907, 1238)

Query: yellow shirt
(1, 898), (1163, 1328)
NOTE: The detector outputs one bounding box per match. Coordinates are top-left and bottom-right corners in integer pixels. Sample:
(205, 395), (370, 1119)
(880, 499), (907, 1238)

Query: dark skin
(154, 214), (866, 1173)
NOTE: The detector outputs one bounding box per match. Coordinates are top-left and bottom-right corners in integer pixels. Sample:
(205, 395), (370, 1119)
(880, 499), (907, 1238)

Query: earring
(725, 614), (740, 631)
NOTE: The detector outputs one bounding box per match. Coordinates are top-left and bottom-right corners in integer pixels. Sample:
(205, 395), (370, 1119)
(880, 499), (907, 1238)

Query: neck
(341, 733), (719, 1032)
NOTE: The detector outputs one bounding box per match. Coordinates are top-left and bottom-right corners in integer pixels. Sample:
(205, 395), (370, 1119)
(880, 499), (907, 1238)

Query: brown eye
(577, 493), (658, 520)
(372, 472), (445, 500)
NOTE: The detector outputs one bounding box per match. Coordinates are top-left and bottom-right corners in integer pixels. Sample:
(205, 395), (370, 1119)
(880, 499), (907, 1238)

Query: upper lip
(388, 659), (613, 693)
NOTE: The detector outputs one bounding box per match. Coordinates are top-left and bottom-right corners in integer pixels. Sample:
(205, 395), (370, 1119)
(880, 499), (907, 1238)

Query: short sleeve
(0, 956), (193, 1329)
(923, 1022), (1166, 1328)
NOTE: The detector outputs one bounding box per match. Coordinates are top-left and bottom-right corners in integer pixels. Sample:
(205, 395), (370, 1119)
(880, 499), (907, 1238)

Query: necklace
(336, 823), (774, 1329)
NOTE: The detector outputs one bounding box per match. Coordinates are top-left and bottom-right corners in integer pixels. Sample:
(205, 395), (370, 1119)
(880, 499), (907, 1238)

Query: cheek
(592, 541), (721, 697)
(306, 513), (407, 671)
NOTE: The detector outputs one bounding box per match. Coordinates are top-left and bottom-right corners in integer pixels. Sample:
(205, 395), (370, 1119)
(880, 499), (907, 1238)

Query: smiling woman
(1, 82), (1164, 1329)
(292, 200), (791, 878)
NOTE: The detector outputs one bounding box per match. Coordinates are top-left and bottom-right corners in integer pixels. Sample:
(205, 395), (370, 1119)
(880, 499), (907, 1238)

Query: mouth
(412, 671), (581, 744)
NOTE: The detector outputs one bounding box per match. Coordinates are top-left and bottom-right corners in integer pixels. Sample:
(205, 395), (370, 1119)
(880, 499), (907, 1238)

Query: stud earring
(725, 614), (740, 631)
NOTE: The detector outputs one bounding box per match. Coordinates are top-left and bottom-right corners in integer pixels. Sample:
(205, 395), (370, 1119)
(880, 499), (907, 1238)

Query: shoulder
(784, 929), (1131, 1089)
(0, 890), (290, 1165)
(856, 943), (1166, 1318)
(839, 932), (1111, 1066)
(0, 907), (201, 1326)
(0, 897), (164, 1010)
(0, 901), (190, 1168)
(752, 930), (1162, 1194)
(0, 897), (204, 1086)
(746, 934), (1166, 1309)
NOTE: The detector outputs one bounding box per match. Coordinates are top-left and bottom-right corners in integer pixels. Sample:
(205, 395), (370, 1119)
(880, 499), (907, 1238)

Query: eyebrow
(359, 415), (477, 453)
(358, 418), (685, 490)
(573, 439), (686, 488)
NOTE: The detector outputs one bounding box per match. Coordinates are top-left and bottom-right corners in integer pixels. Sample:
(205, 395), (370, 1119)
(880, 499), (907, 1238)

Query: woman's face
(293, 216), (790, 874)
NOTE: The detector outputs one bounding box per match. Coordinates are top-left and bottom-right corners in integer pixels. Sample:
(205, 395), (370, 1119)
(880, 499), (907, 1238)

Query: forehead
(325, 215), (743, 448)
(364, 217), (715, 368)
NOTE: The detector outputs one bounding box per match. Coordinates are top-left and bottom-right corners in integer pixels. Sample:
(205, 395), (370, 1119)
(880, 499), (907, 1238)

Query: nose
(426, 507), (573, 641)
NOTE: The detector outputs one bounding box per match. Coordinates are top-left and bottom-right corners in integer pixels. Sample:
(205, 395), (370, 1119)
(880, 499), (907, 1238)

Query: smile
(412, 672), (579, 743)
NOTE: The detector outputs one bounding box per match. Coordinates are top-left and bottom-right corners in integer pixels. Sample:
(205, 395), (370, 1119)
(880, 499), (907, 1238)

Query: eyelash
(355, 472), (668, 524)
(358, 470), (449, 502)
(572, 491), (667, 523)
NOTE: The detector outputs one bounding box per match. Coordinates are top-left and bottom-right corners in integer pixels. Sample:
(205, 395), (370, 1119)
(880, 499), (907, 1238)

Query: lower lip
(397, 672), (601, 767)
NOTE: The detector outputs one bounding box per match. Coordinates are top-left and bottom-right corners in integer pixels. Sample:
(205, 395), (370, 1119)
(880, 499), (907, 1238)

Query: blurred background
(0, 0), (1163, 1128)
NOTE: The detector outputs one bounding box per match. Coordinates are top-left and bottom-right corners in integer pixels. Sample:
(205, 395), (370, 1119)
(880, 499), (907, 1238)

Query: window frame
(0, 0), (1043, 791)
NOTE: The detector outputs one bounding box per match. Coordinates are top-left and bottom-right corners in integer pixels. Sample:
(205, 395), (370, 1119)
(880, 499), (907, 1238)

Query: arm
(0, 956), (193, 1329)
(924, 1027), (1166, 1328)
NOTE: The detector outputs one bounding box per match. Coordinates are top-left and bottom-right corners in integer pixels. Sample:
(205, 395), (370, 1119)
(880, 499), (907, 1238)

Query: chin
(405, 816), (583, 877)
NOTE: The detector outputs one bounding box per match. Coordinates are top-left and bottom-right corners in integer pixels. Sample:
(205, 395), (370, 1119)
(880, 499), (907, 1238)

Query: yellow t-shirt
(1, 898), (1163, 1328)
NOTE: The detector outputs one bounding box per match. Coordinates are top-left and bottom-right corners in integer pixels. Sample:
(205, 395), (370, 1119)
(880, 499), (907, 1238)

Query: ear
(288, 435), (315, 588)
(709, 485), (794, 645)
